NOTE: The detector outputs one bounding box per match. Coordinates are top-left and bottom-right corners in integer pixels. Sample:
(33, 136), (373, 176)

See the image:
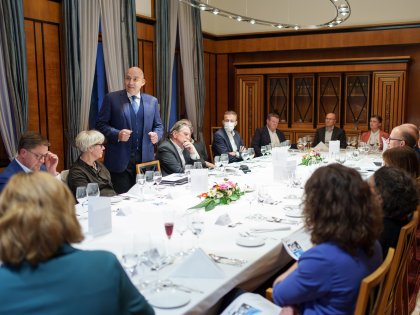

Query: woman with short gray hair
(68, 130), (116, 197)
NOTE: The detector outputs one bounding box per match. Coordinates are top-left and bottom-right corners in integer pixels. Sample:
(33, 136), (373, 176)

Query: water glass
(247, 147), (255, 159)
(76, 186), (87, 205)
(145, 171), (154, 192)
(86, 183), (100, 199)
(261, 145), (267, 156)
(153, 171), (162, 189)
(184, 164), (193, 184)
(241, 150), (249, 161)
(193, 162), (203, 169)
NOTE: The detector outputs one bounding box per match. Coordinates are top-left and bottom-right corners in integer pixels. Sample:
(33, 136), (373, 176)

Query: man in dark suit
(312, 112), (347, 149)
(0, 131), (59, 192)
(156, 120), (204, 176)
(251, 113), (286, 157)
(96, 67), (163, 193)
(212, 110), (245, 163)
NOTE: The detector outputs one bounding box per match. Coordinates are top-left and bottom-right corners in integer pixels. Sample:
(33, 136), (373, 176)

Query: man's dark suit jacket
(0, 159), (47, 193)
(313, 126), (347, 149)
(96, 90), (163, 173)
(156, 140), (203, 176)
(251, 126), (286, 157)
(212, 128), (243, 163)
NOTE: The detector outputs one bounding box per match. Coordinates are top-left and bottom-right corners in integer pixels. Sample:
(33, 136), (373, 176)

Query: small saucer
(236, 236), (265, 247)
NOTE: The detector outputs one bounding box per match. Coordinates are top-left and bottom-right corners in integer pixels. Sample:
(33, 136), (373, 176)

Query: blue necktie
(131, 95), (139, 114)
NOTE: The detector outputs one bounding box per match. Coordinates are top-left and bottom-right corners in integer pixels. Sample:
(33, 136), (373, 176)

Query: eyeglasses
(27, 150), (48, 161)
(387, 137), (404, 142)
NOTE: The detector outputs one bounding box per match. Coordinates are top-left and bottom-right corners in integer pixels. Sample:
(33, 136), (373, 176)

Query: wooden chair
(136, 160), (161, 174)
(210, 126), (221, 144)
(353, 248), (395, 315)
(377, 211), (419, 315)
(208, 144), (214, 163)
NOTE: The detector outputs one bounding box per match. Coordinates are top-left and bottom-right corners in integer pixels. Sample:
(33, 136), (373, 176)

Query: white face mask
(224, 122), (235, 132)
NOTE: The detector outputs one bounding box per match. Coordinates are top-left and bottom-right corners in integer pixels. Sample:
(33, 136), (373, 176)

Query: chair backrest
(376, 211), (419, 315)
(136, 160), (161, 174)
(354, 248), (395, 315)
(208, 144), (214, 163)
(60, 170), (69, 183)
(210, 126), (220, 144)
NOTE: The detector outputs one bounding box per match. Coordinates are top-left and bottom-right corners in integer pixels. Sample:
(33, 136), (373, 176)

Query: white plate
(284, 205), (304, 218)
(236, 236), (265, 247)
(148, 290), (191, 309)
(110, 196), (124, 204)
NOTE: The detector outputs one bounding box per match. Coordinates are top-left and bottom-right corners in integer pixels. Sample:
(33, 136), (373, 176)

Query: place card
(190, 169), (208, 194)
(88, 197), (112, 237)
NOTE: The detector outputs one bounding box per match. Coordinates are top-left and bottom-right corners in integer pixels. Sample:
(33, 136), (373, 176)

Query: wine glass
(297, 139), (305, 152)
(145, 171), (154, 193)
(153, 171), (162, 190)
(121, 235), (139, 278)
(136, 174), (145, 197)
(220, 154), (229, 171)
(163, 210), (175, 240)
(247, 148), (255, 160)
(214, 156), (222, 171)
(175, 215), (189, 256)
(241, 150), (249, 161)
(189, 213), (205, 248)
(335, 152), (347, 165)
(193, 162), (203, 169)
(260, 145), (267, 156)
(76, 186), (87, 205)
(86, 183), (100, 199)
(266, 144), (272, 155)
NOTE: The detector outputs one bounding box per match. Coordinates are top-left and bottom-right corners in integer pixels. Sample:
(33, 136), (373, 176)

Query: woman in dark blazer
(0, 172), (154, 315)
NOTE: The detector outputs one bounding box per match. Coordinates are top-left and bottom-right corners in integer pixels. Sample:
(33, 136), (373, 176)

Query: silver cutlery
(159, 280), (204, 294)
(208, 253), (247, 266)
(227, 222), (242, 228)
(267, 217), (299, 224)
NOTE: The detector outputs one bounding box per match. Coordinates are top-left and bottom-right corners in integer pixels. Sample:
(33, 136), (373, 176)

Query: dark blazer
(0, 244), (155, 315)
(96, 90), (164, 173)
(156, 139), (203, 176)
(0, 159), (47, 193)
(212, 128), (244, 163)
(313, 126), (347, 149)
(251, 126), (286, 157)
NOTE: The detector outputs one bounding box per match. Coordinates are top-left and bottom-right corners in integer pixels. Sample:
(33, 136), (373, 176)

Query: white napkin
(314, 141), (329, 152)
(170, 248), (225, 279)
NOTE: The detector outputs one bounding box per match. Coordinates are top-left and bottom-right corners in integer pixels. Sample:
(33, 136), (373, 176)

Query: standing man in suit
(312, 112), (347, 149)
(251, 113), (286, 157)
(212, 110), (245, 163)
(96, 67), (163, 193)
(0, 131), (59, 192)
(156, 120), (204, 176)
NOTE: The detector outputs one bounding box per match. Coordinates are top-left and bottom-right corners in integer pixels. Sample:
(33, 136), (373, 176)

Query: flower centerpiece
(300, 149), (323, 166)
(190, 179), (244, 211)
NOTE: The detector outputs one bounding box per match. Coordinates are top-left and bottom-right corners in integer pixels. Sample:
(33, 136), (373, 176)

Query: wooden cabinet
(292, 75), (314, 128)
(318, 74), (341, 125)
(234, 57), (409, 144)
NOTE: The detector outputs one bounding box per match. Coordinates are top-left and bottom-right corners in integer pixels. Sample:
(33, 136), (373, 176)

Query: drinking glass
(241, 150), (249, 161)
(145, 171), (154, 193)
(184, 164), (193, 185)
(247, 148), (255, 159)
(214, 156), (222, 170)
(121, 235), (139, 278)
(266, 144), (272, 155)
(220, 154), (229, 171)
(163, 210), (175, 240)
(153, 171), (162, 190)
(193, 162), (203, 169)
(260, 145), (267, 156)
(335, 152), (347, 165)
(297, 139), (305, 152)
(86, 183), (100, 199)
(136, 174), (145, 197)
(189, 213), (205, 248)
(75, 186), (87, 205)
(175, 214), (189, 256)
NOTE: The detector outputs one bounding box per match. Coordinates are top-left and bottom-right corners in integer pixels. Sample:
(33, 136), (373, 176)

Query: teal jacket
(0, 244), (154, 315)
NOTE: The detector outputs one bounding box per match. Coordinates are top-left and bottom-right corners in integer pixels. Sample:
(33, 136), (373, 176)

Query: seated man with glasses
(0, 131), (59, 192)
(68, 130), (116, 197)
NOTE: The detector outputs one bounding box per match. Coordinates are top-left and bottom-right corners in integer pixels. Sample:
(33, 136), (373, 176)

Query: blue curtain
(0, 0), (28, 158)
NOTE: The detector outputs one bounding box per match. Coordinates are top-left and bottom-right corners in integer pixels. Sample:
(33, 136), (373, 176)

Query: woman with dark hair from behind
(371, 166), (419, 257)
(0, 172), (154, 315)
(382, 146), (419, 181)
(273, 164), (383, 315)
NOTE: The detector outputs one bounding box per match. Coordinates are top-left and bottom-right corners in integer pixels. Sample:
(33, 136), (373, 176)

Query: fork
(208, 253), (247, 266)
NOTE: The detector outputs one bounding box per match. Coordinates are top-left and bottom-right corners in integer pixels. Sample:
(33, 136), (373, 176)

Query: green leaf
(230, 195), (239, 201)
(189, 198), (211, 209)
(205, 201), (216, 211)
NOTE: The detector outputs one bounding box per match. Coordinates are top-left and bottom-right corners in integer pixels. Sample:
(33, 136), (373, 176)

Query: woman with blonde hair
(68, 130), (116, 197)
(0, 172), (154, 315)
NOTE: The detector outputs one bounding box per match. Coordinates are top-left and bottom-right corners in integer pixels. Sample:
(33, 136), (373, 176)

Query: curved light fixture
(179, 0), (351, 30)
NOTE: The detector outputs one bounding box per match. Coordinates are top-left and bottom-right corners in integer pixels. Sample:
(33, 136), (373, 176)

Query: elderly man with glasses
(0, 131), (59, 192)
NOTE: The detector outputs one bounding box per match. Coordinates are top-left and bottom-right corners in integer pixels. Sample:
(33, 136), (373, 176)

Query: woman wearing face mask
(212, 111), (245, 163)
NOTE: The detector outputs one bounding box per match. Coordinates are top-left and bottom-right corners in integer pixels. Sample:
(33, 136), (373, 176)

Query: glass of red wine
(163, 210), (175, 256)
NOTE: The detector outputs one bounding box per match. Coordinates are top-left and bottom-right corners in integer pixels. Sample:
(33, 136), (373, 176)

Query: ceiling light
(179, 0), (351, 30)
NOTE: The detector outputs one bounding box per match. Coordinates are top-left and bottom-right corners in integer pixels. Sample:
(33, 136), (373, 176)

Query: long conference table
(75, 151), (382, 315)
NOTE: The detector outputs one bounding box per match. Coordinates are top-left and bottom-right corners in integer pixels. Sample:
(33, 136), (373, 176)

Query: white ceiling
(199, 0), (420, 35)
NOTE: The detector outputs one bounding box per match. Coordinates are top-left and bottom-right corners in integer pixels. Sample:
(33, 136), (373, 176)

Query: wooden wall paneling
(137, 40), (144, 70)
(216, 54), (229, 124)
(23, 0), (60, 23)
(43, 23), (64, 170)
(35, 22), (47, 135)
(372, 71), (406, 133)
(24, 20), (40, 133)
(236, 75), (264, 147)
(142, 41), (155, 96)
(291, 74), (315, 129)
(203, 52), (216, 147)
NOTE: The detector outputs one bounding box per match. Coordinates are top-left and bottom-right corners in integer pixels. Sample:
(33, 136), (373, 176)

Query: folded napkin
(314, 141), (329, 152)
(170, 248), (225, 279)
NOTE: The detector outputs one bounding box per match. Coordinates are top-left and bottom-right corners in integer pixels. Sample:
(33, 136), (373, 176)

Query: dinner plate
(236, 236), (265, 247)
(110, 196), (124, 204)
(148, 290), (191, 309)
